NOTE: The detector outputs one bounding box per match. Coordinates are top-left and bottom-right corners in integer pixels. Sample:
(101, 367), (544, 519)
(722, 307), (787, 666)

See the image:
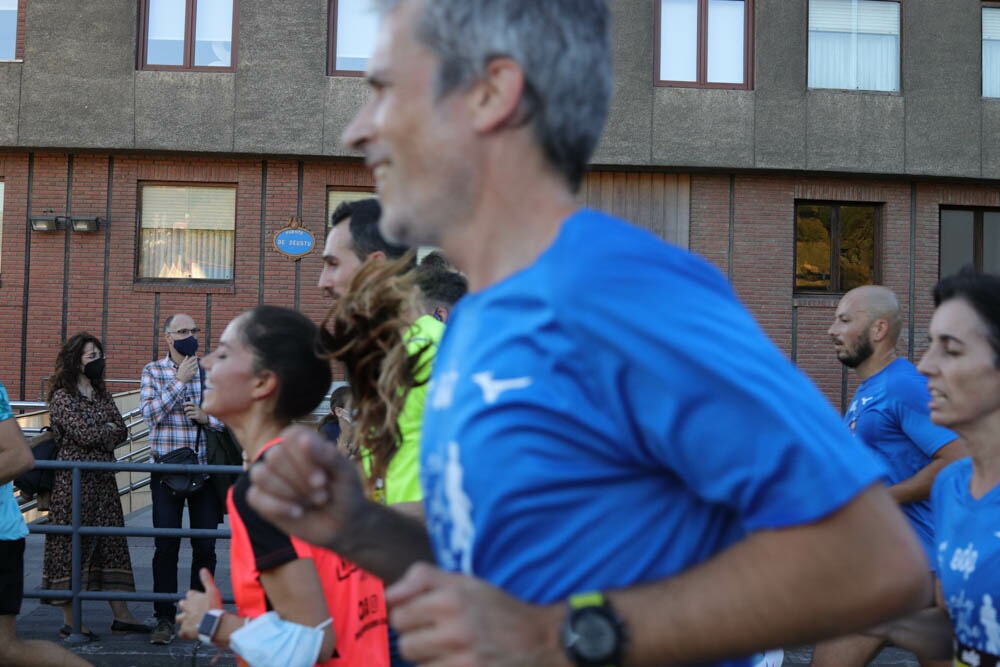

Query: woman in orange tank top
(174, 305), (389, 667)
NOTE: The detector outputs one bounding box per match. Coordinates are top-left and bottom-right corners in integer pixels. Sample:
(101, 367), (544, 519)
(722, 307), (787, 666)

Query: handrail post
(66, 465), (88, 644)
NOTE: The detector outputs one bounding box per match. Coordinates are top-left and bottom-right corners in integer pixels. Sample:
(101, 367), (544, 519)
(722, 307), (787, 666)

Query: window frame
(806, 0), (902, 93)
(138, 0), (238, 72)
(939, 205), (1000, 275)
(654, 0), (755, 90)
(794, 200), (883, 295)
(135, 181), (238, 284)
(0, 0), (25, 61)
(327, 0), (375, 77)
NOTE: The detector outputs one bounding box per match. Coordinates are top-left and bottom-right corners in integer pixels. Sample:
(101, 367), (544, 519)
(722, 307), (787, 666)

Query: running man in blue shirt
(814, 285), (966, 667)
(245, 1), (932, 666)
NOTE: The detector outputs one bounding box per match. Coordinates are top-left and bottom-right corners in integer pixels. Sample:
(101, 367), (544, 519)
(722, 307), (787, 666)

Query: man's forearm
(866, 607), (953, 660)
(890, 440), (966, 504)
(329, 500), (435, 584)
(889, 466), (940, 504)
(606, 485), (928, 666)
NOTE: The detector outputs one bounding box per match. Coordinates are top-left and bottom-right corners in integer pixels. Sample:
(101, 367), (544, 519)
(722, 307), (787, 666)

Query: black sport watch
(560, 592), (627, 667)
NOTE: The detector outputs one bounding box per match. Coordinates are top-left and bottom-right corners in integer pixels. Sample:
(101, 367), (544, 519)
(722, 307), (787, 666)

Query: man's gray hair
(374, 0), (612, 191)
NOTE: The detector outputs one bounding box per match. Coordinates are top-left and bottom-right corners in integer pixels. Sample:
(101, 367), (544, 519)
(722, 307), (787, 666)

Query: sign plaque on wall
(273, 217), (316, 259)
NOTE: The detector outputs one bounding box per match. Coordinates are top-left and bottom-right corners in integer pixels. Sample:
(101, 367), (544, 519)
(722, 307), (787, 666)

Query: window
(328, 0), (378, 75)
(327, 188), (374, 232)
(656, 0), (753, 88)
(0, 0), (20, 61)
(138, 185), (236, 281)
(326, 189), (439, 258)
(795, 201), (879, 292)
(140, 0), (235, 71)
(940, 208), (1000, 277)
(808, 0), (900, 92)
(985, 8), (1000, 98)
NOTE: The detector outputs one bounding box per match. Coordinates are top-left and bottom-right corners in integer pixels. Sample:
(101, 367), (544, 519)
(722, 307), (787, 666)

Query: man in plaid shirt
(140, 313), (223, 646)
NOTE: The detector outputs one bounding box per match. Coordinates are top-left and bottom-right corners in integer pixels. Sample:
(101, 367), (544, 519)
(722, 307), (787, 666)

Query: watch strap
(568, 591), (607, 610)
(562, 591), (627, 667)
(198, 609), (225, 645)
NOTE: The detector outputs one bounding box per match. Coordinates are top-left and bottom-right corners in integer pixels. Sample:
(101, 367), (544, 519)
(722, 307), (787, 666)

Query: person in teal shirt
(0, 379), (92, 666)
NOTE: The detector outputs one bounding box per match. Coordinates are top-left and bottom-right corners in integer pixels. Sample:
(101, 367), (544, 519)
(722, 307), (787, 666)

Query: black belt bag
(157, 447), (208, 498)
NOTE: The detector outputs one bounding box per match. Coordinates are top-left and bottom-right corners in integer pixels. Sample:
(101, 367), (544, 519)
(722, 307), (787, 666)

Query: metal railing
(17, 403), (153, 515)
(15, 392), (333, 642)
(24, 458), (243, 643)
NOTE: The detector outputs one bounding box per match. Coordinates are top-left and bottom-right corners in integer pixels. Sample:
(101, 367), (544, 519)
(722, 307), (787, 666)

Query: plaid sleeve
(140, 361), (185, 428)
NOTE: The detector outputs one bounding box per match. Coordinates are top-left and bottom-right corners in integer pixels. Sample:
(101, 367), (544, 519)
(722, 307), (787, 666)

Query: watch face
(198, 612), (219, 638)
(570, 610), (617, 660)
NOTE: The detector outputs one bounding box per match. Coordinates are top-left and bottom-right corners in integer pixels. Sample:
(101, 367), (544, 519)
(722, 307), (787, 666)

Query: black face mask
(173, 336), (199, 357)
(83, 358), (106, 382)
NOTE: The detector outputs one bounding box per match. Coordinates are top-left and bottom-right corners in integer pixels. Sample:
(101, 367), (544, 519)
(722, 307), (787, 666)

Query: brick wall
(691, 173), (952, 411)
(0, 152), (372, 399)
(0, 154), (980, 411)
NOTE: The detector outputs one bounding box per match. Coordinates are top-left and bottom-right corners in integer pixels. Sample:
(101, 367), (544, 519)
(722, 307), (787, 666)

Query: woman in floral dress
(41, 332), (149, 639)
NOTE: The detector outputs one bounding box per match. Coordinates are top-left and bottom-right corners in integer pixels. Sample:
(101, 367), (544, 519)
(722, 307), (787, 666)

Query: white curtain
(148, 0), (185, 41)
(139, 186), (235, 280)
(983, 9), (1000, 97)
(660, 0), (698, 82)
(808, 0), (899, 91)
(194, 0), (232, 67)
(335, 0), (378, 71)
(707, 0), (745, 84)
(0, 0), (18, 61)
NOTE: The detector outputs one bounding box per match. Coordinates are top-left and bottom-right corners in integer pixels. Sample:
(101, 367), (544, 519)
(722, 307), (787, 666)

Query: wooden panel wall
(579, 171), (691, 248)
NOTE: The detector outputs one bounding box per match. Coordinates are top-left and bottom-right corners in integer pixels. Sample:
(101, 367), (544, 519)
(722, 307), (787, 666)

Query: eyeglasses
(169, 328), (201, 336)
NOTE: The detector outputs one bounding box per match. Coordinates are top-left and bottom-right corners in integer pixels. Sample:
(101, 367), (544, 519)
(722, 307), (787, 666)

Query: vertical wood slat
(675, 175), (691, 248)
(579, 171), (691, 249)
(649, 174), (671, 241)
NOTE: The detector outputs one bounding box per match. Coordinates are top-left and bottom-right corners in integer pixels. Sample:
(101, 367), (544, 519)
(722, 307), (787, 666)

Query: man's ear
(870, 318), (890, 342)
(469, 57), (526, 133)
(367, 250), (387, 264)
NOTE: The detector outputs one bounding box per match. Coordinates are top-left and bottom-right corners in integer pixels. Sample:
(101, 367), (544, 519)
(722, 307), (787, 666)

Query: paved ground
(18, 505), (237, 666)
(17, 506), (921, 667)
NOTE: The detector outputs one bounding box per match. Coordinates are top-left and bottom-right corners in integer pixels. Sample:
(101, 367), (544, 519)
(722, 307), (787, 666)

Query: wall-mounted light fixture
(29, 215), (69, 232)
(70, 217), (103, 233)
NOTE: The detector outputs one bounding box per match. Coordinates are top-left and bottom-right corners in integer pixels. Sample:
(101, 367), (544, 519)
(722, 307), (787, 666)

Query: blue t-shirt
(0, 380), (29, 541)
(933, 458), (1000, 655)
(844, 357), (957, 563)
(420, 209), (885, 667)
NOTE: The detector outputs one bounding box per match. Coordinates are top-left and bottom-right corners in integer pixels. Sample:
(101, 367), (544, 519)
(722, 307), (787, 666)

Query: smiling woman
(177, 305), (389, 667)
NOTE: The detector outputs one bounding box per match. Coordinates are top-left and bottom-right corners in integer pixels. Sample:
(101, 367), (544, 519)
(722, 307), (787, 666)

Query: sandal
(59, 625), (98, 641)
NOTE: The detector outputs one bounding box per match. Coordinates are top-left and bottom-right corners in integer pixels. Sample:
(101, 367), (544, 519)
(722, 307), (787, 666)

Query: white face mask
(229, 612), (332, 667)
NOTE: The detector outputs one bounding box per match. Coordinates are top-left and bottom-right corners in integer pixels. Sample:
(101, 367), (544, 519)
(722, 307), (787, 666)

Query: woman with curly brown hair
(320, 254), (439, 512)
(41, 332), (149, 640)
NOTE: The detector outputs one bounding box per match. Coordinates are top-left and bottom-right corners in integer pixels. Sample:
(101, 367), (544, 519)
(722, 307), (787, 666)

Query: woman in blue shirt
(875, 269), (1000, 665)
